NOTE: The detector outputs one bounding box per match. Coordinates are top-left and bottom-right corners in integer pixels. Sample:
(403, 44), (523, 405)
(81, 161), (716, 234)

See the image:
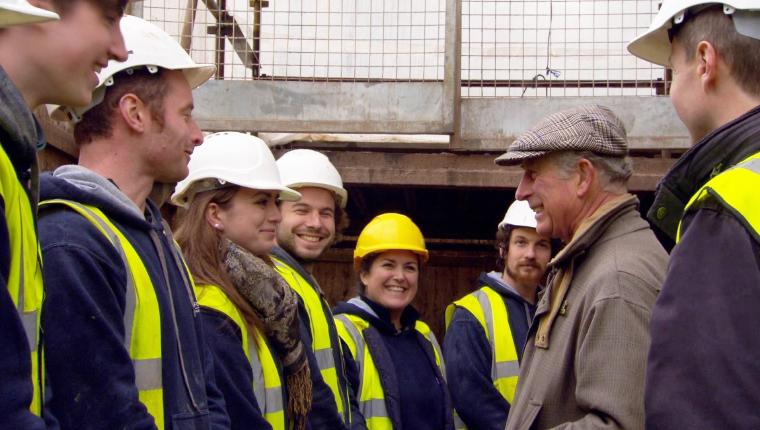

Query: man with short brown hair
(628, 2), (760, 428)
(498, 104), (668, 430)
(38, 16), (229, 429)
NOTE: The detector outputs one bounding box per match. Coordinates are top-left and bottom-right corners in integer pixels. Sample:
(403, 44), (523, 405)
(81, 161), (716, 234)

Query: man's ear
(118, 93), (148, 133)
(575, 158), (596, 197)
(696, 40), (719, 92)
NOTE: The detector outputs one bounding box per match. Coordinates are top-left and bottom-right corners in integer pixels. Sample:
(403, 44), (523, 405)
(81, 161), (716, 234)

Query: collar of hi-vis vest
(534, 193), (637, 349)
(648, 104), (760, 241)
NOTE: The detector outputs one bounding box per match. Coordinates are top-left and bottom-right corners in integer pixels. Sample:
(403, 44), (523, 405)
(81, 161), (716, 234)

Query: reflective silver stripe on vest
(740, 158), (760, 173)
(249, 336), (284, 415)
(360, 398), (389, 418)
(16, 226), (38, 352)
(495, 360), (520, 378)
(473, 290), (520, 380)
(64, 202), (159, 391)
(422, 330), (446, 375)
(134, 357), (163, 390)
(335, 315), (390, 421)
(314, 347), (336, 371)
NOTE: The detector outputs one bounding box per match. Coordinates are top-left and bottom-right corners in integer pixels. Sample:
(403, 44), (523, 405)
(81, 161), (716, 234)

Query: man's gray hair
(550, 150), (633, 191)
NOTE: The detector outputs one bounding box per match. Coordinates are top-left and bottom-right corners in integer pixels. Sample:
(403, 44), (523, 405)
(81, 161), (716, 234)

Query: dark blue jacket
(443, 272), (536, 430)
(271, 246), (365, 430)
(0, 66), (46, 430)
(38, 168), (229, 429)
(199, 307), (276, 430)
(645, 106), (760, 429)
(334, 296), (454, 430)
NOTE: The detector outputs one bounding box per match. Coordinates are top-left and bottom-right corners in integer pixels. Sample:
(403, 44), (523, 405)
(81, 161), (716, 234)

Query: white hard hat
(276, 149), (348, 209)
(0, 0), (58, 27)
(498, 200), (537, 230)
(172, 132), (302, 208)
(54, 15), (215, 122)
(628, 0), (760, 66)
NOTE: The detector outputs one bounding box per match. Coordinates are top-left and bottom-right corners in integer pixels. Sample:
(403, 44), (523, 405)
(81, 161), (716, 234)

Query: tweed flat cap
(495, 104), (628, 166)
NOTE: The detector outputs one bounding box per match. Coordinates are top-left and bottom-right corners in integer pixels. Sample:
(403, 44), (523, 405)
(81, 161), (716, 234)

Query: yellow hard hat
(353, 213), (429, 271)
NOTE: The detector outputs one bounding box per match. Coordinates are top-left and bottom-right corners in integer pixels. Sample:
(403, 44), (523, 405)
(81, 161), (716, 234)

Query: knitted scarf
(222, 240), (311, 429)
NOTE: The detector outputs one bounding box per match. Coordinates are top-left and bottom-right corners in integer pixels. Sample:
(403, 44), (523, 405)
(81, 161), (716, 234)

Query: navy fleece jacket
(271, 246), (365, 430)
(38, 166), (229, 429)
(334, 296), (453, 430)
(199, 307), (275, 430)
(443, 272), (536, 430)
(0, 65), (46, 430)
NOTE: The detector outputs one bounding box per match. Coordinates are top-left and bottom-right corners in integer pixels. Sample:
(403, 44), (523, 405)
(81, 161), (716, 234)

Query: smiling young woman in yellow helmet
(333, 213), (458, 430)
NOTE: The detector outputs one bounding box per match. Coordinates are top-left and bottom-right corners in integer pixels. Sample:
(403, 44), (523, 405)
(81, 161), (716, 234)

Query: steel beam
(320, 150), (674, 192)
(192, 80), (450, 134)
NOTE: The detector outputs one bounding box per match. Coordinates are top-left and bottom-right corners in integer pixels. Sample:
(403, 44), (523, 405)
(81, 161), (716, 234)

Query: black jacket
(645, 105), (760, 429)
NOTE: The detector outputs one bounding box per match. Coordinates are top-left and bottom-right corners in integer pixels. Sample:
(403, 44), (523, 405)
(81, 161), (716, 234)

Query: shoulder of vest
(195, 284), (246, 329)
(336, 312), (371, 331)
(414, 319), (432, 335)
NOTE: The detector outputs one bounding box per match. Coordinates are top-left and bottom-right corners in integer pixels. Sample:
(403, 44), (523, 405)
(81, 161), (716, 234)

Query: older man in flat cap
(498, 105), (668, 430)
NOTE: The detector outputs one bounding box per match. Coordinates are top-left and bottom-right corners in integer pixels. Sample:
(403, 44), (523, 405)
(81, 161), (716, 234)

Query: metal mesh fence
(461, 0), (667, 97)
(138, 0), (666, 96)
(140, 0), (446, 81)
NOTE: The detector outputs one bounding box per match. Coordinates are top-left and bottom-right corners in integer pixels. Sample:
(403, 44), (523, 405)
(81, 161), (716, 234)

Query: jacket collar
(533, 193), (640, 349)
(550, 193), (640, 269)
(342, 296), (420, 334)
(478, 271), (536, 305)
(648, 104), (760, 240)
(271, 245), (322, 292)
(0, 66), (44, 173)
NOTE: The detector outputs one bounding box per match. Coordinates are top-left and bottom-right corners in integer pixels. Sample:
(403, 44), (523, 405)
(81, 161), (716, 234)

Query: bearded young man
(444, 200), (551, 430)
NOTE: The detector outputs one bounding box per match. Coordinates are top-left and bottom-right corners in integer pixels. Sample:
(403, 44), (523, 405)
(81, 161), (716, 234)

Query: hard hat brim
(288, 181), (348, 209)
(627, 27), (672, 67)
(0, 3), (59, 27)
(352, 246), (429, 272)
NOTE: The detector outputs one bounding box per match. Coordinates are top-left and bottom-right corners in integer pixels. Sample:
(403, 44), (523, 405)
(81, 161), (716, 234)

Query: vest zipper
(149, 229), (202, 412)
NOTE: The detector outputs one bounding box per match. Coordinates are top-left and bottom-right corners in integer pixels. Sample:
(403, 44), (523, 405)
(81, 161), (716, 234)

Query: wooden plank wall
(313, 249), (494, 341)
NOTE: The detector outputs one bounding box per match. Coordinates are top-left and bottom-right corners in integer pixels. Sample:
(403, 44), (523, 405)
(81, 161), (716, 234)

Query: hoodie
(38, 165), (229, 429)
(0, 66), (47, 430)
(333, 296), (453, 430)
(443, 272), (537, 430)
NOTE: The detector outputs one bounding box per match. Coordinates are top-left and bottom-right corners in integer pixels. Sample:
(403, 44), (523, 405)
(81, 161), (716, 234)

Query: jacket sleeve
(199, 307), (270, 430)
(645, 207), (760, 430)
(40, 212), (158, 430)
(552, 289), (652, 430)
(443, 308), (509, 430)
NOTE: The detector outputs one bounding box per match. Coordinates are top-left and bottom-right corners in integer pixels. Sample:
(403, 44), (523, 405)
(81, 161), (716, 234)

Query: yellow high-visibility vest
(194, 283), (286, 430)
(445, 286), (520, 404)
(334, 313), (444, 430)
(40, 199), (165, 428)
(677, 151), (760, 244)
(271, 255), (350, 423)
(0, 146), (43, 415)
